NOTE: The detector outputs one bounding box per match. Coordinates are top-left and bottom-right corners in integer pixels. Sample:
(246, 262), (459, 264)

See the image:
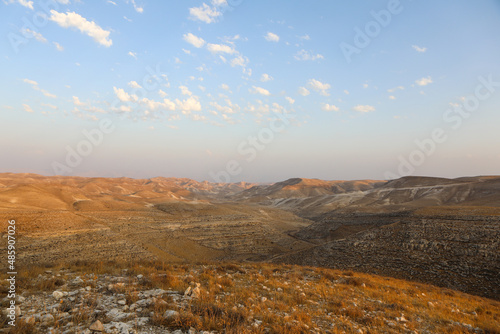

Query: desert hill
(235, 175), (500, 218)
(0, 173), (499, 301)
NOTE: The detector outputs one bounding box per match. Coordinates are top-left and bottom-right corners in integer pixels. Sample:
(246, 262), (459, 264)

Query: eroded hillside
(0, 173), (499, 301)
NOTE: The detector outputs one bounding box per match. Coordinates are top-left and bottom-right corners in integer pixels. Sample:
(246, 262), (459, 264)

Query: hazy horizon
(1, 1), (500, 183)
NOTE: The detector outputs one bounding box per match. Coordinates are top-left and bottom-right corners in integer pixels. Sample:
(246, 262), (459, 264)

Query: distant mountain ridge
(1, 173), (500, 214)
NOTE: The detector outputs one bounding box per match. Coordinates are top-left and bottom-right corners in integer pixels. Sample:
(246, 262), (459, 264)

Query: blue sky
(1, 0), (500, 182)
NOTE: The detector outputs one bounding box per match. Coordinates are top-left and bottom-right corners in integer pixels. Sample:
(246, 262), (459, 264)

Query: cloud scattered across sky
(260, 73), (273, 82)
(308, 79), (331, 96)
(22, 103), (34, 112)
(322, 104), (339, 112)
(189, 1), (224, 24)
(294, 49), (324, 61)
(249, 86), (271, 96)
(412, 45), (427, 53)
(183, 33), (206, 48)
(23, 78), (56, 98)
(6, 0), (34, 10)
(22, 28), (47, 43)
(415, 76), (433, 86)
(49, 10), (112, 47)
(298, 87), (310, 96)
(2, 1), (499, 181)
(264, 32), (280, 42)
(353, 105), (375, 113)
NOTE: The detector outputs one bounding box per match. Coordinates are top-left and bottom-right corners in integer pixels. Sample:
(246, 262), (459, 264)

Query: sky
(1, 0), (500, 183)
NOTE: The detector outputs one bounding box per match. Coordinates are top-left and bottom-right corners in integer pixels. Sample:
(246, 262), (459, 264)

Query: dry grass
(1, 260), (499, 333)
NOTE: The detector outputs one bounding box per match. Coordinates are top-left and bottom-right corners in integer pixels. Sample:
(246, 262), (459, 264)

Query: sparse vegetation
(1, 260), (499, 333)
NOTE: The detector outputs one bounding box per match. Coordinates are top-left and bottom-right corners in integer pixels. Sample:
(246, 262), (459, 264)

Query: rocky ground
(1, 261), (499, 334)
(277, 214), (500, 300)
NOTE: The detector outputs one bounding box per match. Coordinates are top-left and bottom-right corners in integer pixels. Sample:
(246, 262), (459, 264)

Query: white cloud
(260, 73), (273, 82)
(71, 97), (108, 114)
(42, 90), (56, 98)
(23, 104), (34, 112)
(128, 51), (137, 59)
(179, 85), (192, 96)
(298, 34), (310, 40)
(389, 95), (396, 100)
(264, 32), (280, 42)
(53, 42), (64, 51)
(387, 86), (404, 93)
(344, 90), (350, 95)
(140, 97), (175, 111)
(41, 103), (57, 109)
(220, 83), (230, 91)
(308, 79), (330, 91)
(322, 104), (339, 112)
(113, 105), (130, 113)
(183, 33), (206, 48)
(23, 78), (56, 98)
(210, 100), (239, 114)
(294, 49), (324, 61)
(285, 96), (295, 104)
(415, 76), (433, 86)
(107, 0), (117, 5)
(6, 0), (34, 10)
(49, 10), (112, 47)
(363, 83), (369, 88)
(158, 89), (167, 97)
(23, 78), (38, 86)
(113, 87), (134, 102)
(128, 81), (142, 89)
(271, 102), (285, 114)
(211, 0), (227, 6)
(412, 45), (427, 53)
(189, 3), (221, 24)
(230, 55), (248, 68)
(207, 43), (235, 54)
(72, 96), (85, 106)
(130, 0), (143, 13)
(22, 28), (47, 43)
(162, 99), (176, 111)
(353, 105), (375, 113)
(298, 87), (310, 96)
(308, 79), (331, 96)
(176, 96), (201, 113)
(249, 86), (271, 96)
